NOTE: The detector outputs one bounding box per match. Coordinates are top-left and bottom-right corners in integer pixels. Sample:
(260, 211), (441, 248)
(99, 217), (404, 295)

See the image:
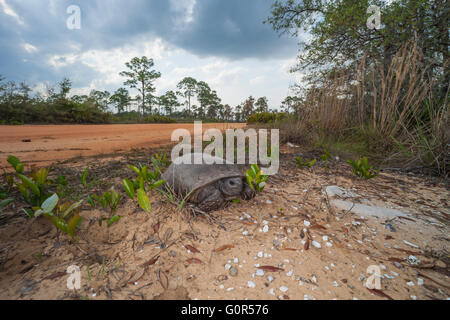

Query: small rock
(266, 200), (272, 204)
(304, 220), (311, 227)
(248, 281), (256, 288)
(280, 286), (288, 292)
(267, 275), (274, 282)
(229, 267), (238, 277)
(403, 240), (419, 249)
(168, 250), (177, 257)
(263, 225), (269, 233)
(407, 255), (420, 265)
(406, 281), (415, 287)
(256, 269), (265, 277)
(225, 264), (232, 270)
(385, 223), (396, 232)
(312, 241), (321, 249)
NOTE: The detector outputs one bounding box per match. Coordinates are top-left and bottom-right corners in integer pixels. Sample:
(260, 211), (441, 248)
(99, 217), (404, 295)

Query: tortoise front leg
(242, 182), (256, 200)
(196, 185), (226, 212)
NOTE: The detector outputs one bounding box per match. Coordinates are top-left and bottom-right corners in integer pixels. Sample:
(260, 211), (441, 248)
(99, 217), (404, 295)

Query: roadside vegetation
(254, 0), (449, 177)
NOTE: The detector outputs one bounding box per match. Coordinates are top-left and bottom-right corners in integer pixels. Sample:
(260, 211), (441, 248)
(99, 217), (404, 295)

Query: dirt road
(0, 123), (245, 169)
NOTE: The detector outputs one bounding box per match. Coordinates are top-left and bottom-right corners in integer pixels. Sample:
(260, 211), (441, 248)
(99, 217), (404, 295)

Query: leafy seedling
(81, 166), (89, 186)
(296, 157), (317, 169)
(347, 157), (379, 179)
(246, 164), (268, 193)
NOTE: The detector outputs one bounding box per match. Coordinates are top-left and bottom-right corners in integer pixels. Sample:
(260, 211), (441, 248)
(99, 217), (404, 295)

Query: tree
(254, 97), (269, 113)
(241, 96), (255, 120)
(159, 90), (180, 115)
(223, 104), (233, 121)
(110, 88), (131, 114)
(234, 105), (243, 122)
(58, 78), (72, 99)
(281, 96), (303, 114)
(120, 56), (161, 116)
(266, 0), (449, 93)
(176, 77), (198, 115)
(89, 90), (110, 112)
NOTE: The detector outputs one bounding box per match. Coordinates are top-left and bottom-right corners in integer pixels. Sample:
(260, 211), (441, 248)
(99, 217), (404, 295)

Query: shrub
(246, 112), (287, 124)
(142, 115), (177, 123)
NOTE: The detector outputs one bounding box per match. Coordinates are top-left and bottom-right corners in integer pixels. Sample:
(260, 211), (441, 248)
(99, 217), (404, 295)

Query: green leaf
(41, 193), (59, 214)
(7, 155), (21, 170)
(62, 200), (83, 219)
(137, 188), (151, 212)
(34, 168), (48, 185)
(17, 174), (40, 197)
(148, 179), (165, 190)
(0, 198), (14, 212)
(107, 215), (121, 227)
(127, 164), (140, 175)
(23, 208), (34, 218)
(67, 214), (82, 238)
(15, 163), (25, 174)
(81, 167), (89, 186)
(122, 179), (135, 199)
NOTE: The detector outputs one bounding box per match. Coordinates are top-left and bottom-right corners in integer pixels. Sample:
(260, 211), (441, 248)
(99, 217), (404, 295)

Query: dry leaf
(257, 266), (284, 272)
(304, 240), (310, 251)
(342, 227), (349, 236)
(153, 221), (160, 234)
(310, 224), (327, 230)
(43, 271), (66, 281)
(142, 255), (159, 267)
(185, 245), (200, 253)
(214, 244), (234, 252)
(385, 235), (394, 240)
(283, 248), (297, 251)
(128, 269), (145, 284)
(394, 248), (421, 255)
(163, 228), (173, 244)
(367, 288), (394, 300)
(388, 257), (403, 263)
(158, 269), (169, 290)
(186, 258), (202, 264)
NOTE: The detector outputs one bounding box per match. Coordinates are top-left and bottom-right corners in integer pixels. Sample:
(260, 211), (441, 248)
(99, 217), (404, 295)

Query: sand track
(0, 123), (245, 169)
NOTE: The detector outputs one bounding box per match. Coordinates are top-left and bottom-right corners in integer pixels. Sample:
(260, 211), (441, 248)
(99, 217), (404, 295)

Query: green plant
(8, 155), (54, 217)
(151, 153), (170, 172)
(245, 164), (268, 193)
(122, 164), (165, 212)
(347, 157), (379, 179)
(81, 166), (89, 186)
(0, 198), (14, 213)
(320, 149), (332, 162)
(91, 188), (121, 213)
(296, 157), (317, 169)
(32, 193), (83, 241)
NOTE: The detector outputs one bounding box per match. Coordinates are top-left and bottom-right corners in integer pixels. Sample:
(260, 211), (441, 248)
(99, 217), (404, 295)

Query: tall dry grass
(279, 40), (449, 176)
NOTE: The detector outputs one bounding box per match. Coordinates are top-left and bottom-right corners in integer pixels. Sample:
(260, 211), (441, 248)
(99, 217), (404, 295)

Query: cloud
(0, 0), (24, 25)
(0, 0), (300, 108)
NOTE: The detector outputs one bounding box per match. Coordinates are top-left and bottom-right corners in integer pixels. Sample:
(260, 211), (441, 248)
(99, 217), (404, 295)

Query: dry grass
(278, 40), (449, 177)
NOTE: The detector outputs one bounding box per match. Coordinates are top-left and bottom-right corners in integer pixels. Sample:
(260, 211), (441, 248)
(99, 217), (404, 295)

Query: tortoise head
(217, 177), (244, 200)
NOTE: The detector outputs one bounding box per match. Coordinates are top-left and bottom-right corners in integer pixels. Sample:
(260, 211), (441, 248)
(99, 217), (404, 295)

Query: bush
(142, 115), (177, 123)
(246, 112), (286, 124)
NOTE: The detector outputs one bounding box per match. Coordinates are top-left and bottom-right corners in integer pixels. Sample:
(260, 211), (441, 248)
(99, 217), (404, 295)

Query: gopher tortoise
(162, 153), (255, 212)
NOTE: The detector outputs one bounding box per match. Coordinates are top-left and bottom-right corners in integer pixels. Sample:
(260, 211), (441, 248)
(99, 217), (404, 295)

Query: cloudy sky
(0, 0), (301, 109)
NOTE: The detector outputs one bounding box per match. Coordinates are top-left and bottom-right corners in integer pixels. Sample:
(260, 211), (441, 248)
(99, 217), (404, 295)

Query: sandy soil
(0, 144), (448, 300)
(0, 123), (245, 169)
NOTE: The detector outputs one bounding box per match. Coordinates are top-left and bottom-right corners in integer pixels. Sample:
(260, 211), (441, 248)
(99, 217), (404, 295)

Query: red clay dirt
(0, 123), (245, 170)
